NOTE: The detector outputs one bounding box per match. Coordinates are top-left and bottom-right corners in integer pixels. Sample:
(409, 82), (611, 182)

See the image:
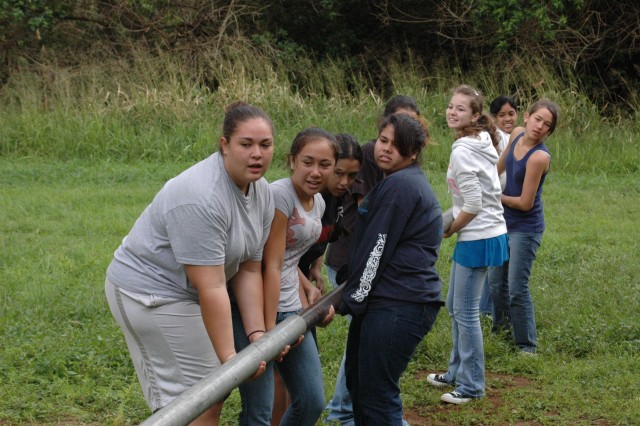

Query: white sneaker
(440, 391), (473, 404)
(427, 373), (453, 388)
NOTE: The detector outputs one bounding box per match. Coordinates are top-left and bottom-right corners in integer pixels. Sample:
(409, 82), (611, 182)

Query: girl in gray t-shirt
(105, 102), (275, 423)
(251, 128), (339, 426)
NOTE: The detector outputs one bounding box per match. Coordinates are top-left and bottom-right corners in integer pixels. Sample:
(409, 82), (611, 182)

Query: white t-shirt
(270, 178), (325, 312)
(107, 152), (274, 300)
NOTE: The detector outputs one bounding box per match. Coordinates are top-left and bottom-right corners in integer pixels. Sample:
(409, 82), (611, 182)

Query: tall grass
(1, 48), (638, 173)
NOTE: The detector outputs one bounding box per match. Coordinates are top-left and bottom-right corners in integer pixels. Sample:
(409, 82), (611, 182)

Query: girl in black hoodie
(340, 113), (444, 425)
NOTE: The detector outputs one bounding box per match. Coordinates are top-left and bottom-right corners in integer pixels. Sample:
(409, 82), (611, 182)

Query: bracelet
(247, 330), (266, 339)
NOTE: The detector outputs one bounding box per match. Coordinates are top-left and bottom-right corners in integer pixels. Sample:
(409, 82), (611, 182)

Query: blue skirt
(452, 233), (509, 268)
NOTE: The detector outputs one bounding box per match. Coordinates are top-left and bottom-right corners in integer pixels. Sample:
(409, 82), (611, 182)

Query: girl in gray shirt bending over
(105, 102), (277, 425)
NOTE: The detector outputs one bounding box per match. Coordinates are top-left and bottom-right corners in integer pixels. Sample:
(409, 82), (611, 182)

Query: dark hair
(528, 99), (560, 135)
(378, 95), (420, 130)
(378, 113), (428, 161)
(221, 101), (273, 145)
(288, 127), (341, 163)
(451, 85), (500, 148)
(334, 133), (363, 164)
(489, 95), (519, 117)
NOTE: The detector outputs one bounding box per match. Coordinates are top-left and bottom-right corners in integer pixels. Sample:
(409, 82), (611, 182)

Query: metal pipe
(139, 206), (449, 425)
(139, 284), (345, 426)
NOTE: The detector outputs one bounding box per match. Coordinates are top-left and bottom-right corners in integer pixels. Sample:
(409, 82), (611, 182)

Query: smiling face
(446, 93), (480, 131)
(290, 138), (336, 200)
(326, 158), (361, 197)
(495, 102), (518, 134)
(374, 124), (415, 174)
(524, 107), (554, 142)
(220, 117), (274, 194)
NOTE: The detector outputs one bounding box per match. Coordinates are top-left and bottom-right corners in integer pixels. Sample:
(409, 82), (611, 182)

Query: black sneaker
(427, 373), (453, 388)
(440, 390), (473, 404)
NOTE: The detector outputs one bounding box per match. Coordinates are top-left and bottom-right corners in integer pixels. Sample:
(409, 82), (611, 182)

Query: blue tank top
(503, 132), (550, 233)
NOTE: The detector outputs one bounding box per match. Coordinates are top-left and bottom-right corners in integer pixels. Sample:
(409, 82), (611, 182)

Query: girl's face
(326, 158), (361, 197)
(495, 103), (518, 134)
(446, 94), (479, 130)
(290, 139), (336, 199)
(220, 117), (274, 193)
(374, 124), (414, 174)
(524, 107), (554, 142)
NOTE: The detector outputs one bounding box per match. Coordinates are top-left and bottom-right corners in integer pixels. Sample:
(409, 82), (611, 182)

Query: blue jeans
(232, 304), (274, 426)
(324, 264), (355, 426)
(325, 351), (354, 426)
(274, 311), (326, 426)
(325, 264), (337, 292)
(488, 232), (542, 353)
(233, 308), (325, 426)
(443, 261), (486, 398)
(345, 304), (440, 425)
(479, 277), (493, 316)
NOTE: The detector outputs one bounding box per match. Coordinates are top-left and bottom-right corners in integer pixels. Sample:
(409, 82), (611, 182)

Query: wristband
(247, 330), (266, 339)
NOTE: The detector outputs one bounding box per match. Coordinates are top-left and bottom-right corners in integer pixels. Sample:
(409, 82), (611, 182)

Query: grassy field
(1, 157), (638, 425)
(1, 57), (639, 424)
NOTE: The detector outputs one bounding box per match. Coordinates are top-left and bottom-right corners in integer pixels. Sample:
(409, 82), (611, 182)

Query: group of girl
(427, 87), (560, 406)
(104, 102), (365, 426)
(104, 87), (559, 425)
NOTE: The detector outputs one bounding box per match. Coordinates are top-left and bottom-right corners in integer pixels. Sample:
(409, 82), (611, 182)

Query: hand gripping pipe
(139, 284), (345, 426)
(139, 207), (451, 425)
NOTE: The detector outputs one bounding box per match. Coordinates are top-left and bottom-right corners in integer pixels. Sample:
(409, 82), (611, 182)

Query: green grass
(1, 52), (639, 424)
(1, 155), (638, 425)
(2, 51), (639, 174)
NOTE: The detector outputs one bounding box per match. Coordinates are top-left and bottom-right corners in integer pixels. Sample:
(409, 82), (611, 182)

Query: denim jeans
(324, 265), (355, 426)
(233, 308), (325, 426)
(325, 264), (337, 292)
(479, 276), (493, 316)
(488, 232), (542, 353)
(274, 310), (326, 426)
(345, 304), (440, 425)
(325, 351), (354, 426)
(231, 304), (274, 426)
(443, 261), (486, 398)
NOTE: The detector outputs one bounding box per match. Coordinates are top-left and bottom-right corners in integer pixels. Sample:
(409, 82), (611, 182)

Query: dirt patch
(403, 371), (535, 426)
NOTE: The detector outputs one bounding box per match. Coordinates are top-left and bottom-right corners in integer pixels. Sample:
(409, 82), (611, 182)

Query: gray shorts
(105, 278), (220, 412)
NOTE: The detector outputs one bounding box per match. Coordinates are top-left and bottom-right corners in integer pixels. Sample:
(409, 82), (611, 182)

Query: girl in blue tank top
(488, 99), (561, 355)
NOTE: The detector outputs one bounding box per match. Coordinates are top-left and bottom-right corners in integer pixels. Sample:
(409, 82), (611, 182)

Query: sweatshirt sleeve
(342, 181), (410, 317)
(451, 147), (483, 215)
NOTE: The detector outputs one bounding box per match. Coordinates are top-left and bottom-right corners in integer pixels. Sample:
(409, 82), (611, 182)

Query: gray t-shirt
(107, 152), (274, 300)
(270, 178), (325, 312)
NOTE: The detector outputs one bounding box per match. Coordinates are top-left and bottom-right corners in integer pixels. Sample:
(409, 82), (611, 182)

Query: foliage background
(2, 0), (639, 111)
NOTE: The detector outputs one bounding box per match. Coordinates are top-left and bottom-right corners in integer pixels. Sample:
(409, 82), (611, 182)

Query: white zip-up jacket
(446, 131), (507, 242)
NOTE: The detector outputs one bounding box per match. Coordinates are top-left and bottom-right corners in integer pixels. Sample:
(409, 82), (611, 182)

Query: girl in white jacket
(428, 85), (508, 404)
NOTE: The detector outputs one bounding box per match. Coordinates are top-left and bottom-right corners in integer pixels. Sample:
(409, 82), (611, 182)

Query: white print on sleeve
(351, 233), (386, 303)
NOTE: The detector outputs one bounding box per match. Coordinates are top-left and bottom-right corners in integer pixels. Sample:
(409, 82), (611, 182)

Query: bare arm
(443, 210), (477, 239)
(299, 267), (321, 306)
(262, 210), (287, 331)
(307, 256), (325, 293)
(501, 150), (550, 211)
(228, 260), (267, 343)
(185, 264), (235, 363)
(299, 268), (335, 327)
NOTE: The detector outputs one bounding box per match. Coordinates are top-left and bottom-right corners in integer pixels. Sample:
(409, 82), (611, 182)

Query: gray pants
(105, 278), (220, 412)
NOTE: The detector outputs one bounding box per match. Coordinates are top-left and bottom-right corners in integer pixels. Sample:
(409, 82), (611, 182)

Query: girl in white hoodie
(427, 85), (508, 404)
